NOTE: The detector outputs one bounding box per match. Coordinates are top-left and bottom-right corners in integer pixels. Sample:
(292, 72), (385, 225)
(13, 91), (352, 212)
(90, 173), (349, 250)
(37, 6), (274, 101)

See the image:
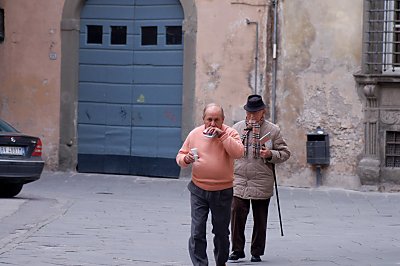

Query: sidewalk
(0, 171), (399, 265)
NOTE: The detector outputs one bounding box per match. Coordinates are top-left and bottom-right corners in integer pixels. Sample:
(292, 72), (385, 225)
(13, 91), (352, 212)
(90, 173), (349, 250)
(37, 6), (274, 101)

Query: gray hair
(202, 103), (225, 119)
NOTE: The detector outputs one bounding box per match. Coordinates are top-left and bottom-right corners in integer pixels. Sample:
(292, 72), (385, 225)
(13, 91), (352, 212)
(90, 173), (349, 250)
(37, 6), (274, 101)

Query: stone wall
(0, 0), (374, 188)
(276, 0), (364, 189)
(0, 0), (64, 170)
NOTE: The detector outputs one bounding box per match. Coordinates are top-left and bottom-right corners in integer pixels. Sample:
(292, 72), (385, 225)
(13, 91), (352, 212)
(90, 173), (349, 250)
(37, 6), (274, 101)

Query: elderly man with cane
(229, 94), (291, 263)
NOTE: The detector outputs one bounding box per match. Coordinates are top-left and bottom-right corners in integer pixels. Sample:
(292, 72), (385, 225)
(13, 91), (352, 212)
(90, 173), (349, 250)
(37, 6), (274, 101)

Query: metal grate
(385, 131), (400, 167)
(364, 0), (400, 74)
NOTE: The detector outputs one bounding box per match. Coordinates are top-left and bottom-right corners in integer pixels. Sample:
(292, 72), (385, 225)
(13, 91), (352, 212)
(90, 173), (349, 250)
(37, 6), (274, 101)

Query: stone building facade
(0, 0), (398, 189)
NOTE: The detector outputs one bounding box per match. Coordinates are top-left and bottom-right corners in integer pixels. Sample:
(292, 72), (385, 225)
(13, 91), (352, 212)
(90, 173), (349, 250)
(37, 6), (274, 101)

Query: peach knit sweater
(176, 124), (244, 191)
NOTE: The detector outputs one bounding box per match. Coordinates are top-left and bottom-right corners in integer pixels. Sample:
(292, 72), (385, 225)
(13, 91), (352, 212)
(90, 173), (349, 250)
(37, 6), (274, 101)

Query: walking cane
(272, 164), (284, 236)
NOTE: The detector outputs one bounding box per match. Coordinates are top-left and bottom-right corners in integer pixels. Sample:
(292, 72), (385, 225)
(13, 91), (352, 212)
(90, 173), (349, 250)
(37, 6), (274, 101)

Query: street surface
(0, 171), (399, 265)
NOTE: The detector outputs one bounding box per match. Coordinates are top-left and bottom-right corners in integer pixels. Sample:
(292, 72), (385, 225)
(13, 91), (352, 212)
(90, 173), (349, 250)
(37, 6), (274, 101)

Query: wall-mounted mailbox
(306, 127), (330, 165)
(306, 126), (330, 186)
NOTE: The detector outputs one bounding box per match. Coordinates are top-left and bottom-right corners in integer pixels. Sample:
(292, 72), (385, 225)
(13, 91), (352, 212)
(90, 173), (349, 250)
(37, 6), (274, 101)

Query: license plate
(0, 146), (25, 156)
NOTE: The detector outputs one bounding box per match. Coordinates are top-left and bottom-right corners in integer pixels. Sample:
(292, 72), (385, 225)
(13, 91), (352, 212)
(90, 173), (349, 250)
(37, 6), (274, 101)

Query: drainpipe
(271, 0), (278, 123)
(246, 18), (259, 94)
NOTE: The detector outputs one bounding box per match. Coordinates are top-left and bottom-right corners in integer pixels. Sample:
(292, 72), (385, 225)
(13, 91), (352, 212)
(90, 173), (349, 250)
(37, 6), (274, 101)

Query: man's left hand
(260, 147), (272, 159)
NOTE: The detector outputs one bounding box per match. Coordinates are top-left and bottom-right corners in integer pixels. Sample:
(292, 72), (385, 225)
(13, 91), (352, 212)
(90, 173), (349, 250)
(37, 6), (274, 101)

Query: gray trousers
(188, 181), (233, 266)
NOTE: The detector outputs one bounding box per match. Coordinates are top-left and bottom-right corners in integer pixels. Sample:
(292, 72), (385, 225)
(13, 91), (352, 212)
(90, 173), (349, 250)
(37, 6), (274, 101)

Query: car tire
(0, 183), (24, 198)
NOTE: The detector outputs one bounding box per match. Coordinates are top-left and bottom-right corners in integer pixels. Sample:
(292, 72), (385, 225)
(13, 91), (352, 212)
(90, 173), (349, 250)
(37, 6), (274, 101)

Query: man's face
(203, 106), (224, 129)
(246, 109), (265, 123)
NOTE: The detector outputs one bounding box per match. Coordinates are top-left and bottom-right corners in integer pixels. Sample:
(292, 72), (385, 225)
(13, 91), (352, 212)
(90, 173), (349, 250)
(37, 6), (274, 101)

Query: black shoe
(228, 251), (245, 261)
(250, 255), (261, 262)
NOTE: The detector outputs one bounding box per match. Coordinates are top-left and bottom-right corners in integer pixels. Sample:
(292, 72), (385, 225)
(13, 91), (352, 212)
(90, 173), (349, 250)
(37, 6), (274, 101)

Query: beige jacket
(233, 120), (291, 199)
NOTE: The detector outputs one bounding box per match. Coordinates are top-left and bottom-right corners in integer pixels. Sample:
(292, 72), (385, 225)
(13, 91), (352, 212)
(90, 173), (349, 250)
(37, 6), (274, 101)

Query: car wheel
(0, 183), (24, 198)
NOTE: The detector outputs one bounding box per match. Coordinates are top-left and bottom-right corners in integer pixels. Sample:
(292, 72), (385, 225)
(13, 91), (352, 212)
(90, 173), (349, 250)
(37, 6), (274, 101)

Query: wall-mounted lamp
(0, 8), (4, 43)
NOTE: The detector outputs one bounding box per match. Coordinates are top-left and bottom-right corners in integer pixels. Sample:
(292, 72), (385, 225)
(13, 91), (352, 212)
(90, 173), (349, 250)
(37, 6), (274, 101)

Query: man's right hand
(184, 152), (195, 164)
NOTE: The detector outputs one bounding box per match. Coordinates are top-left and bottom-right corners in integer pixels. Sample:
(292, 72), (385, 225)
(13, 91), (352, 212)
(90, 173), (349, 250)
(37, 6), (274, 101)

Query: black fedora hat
(244, 94), (266, 112)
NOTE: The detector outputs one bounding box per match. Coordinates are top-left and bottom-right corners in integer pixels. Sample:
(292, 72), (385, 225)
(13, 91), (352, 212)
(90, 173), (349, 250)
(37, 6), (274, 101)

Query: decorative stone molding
(363, 84), (377, 99)
(353, 76), (381, 184)
(354, 73), (400, 185)
(368, 110), (379, 123)
(357, 157), (381, 184)
(381, 110), (400, 125)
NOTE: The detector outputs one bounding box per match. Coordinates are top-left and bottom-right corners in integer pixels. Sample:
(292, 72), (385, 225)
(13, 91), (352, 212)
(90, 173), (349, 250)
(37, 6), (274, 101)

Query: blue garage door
(77, 0), (183, 178)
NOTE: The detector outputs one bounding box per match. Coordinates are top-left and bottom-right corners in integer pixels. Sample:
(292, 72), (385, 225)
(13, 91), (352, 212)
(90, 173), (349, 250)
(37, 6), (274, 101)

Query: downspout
(271, 0), (278, 123)
(246, 19), (259, 94)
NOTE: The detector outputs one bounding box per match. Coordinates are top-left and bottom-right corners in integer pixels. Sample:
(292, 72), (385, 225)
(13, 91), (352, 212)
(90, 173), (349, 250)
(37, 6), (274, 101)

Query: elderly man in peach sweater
(176, 103), (244, 266)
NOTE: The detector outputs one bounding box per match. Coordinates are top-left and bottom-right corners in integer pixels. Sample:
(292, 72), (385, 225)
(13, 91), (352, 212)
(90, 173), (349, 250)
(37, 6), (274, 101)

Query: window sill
(354, 72), (400, 84)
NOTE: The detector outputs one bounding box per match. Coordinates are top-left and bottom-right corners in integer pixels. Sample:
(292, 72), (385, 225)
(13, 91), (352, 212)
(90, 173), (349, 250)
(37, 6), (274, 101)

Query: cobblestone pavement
(0, 171), (399, 265)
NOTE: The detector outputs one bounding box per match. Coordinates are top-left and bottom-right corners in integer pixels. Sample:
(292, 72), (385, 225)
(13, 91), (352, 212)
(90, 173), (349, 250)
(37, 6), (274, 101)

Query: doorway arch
(59, 0), (197, 175)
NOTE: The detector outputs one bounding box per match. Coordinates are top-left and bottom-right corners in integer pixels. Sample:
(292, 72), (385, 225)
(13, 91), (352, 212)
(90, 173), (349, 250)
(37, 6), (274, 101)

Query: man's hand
(260, 147), (272, 159)
(184, 151), (196, 164)
(204, 127), (225, 138)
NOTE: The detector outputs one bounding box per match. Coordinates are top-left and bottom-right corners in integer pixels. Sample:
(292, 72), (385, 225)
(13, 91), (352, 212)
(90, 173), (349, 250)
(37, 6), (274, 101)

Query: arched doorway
(59, 0), (196, 177)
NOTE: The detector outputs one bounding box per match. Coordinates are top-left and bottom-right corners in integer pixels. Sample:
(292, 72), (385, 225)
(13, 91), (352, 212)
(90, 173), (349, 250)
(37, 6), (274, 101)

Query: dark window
(141, 26), (157, 45)
(111, 26), (127, 45)
(166, 26), (182, 45)
(87, 25), (103, 44)
(394, 1), (400, 67)
(385, 131), (400, 167)
(363, 0), (400, 73)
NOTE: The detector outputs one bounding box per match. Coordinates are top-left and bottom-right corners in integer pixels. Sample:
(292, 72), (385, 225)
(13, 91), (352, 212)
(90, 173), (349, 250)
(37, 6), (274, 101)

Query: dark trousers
(230, 196), (271, 256)
(188, 181), (233, 266)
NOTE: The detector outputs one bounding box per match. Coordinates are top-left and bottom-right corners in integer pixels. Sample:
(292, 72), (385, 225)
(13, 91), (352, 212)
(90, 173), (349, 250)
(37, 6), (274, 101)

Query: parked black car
(0, 119), (44, 197)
